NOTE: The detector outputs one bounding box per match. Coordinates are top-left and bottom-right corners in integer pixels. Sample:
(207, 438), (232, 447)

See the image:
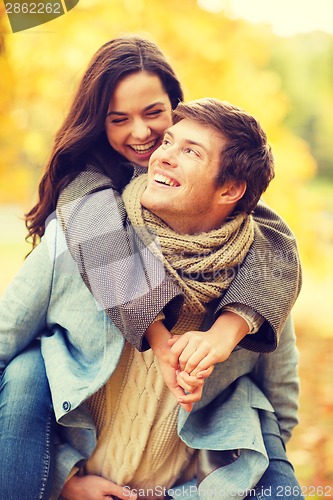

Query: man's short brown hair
(173, 98), (275, 213)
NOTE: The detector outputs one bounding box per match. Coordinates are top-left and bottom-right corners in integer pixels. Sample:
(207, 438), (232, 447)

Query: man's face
(141, 118), (228, 234)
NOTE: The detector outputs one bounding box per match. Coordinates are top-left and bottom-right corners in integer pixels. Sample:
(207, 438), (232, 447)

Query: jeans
(245, 410), (304, 500)
(0, 342), (55, 500)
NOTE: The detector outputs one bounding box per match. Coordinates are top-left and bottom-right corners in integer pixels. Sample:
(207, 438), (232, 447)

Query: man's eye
(162, 138), (172, 147)
(185, 148), (199, 156)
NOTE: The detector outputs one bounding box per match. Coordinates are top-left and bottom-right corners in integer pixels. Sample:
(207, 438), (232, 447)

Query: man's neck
(157, 209), (234, 235)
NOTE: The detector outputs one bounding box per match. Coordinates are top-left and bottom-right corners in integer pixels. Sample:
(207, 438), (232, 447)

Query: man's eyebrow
(164, 128), (173, 137)
(164, 129), (208, 152)
(107, 102), (166, 118)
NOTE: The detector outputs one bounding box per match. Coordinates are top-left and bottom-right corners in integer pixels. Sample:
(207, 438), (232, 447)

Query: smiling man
(56, 98), (303, 499)
(111, 98), (303, 500)
(142, 117), (233, 234)
(123, 97), (275, 407)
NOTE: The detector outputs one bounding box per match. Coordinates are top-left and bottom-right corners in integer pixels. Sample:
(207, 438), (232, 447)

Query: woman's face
(105, 71), (173, 168)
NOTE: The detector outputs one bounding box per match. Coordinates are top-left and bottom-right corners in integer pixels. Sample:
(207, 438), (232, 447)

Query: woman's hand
(169, 311), (249, 377)
(61, 474), (137, 500)
(168, 330), (222, 377)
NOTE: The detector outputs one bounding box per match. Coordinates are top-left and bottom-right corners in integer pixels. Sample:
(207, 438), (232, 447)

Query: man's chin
(141, 187), (156, 209)
(140, 194), (163, 217)
(140, 189), (149, 209)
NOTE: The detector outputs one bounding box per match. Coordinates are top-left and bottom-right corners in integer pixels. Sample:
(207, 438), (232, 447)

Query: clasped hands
(147, 316), (243, 412)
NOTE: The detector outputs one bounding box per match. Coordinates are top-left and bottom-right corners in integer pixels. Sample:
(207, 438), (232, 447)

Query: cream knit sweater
(85, 343), (197, 496)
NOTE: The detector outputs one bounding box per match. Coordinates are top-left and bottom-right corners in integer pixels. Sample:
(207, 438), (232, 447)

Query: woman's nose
(131, 119), (151, 141)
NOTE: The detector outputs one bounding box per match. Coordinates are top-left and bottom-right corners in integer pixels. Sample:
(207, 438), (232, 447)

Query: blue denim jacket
(0, 218), (300, 499)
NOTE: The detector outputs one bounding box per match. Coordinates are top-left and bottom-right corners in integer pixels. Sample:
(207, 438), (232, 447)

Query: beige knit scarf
(122, 175), (254, 332)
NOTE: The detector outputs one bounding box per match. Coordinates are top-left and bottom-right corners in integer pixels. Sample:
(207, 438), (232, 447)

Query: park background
(0, 0), (332, 497)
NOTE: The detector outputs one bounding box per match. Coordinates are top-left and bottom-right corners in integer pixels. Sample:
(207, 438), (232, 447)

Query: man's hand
(156, 345), (198, 412)
(61, 474), (137, 500)
(145, 320), (196, 412)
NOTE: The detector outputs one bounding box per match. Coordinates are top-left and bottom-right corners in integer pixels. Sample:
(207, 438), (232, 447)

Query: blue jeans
(0, 342), (55, 500)
(245, 410), (304, 500)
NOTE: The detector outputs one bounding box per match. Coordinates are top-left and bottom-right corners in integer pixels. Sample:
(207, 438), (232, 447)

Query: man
(61, 99), (302, 499)
(123, 98), (275, 408)
(0, 99), (303, 499)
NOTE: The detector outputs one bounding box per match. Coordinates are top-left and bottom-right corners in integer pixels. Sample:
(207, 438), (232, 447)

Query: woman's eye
(110, 117), (128, 124)
(162, 138), (172, 147)
(146, 109), (163, 118)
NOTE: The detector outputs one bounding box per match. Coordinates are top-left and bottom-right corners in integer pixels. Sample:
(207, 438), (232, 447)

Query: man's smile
(153, 170), (180, 187)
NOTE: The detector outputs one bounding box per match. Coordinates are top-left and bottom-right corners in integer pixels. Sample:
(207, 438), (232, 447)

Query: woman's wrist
(145, 320), (172, 357)
(208, 311), (249, 358)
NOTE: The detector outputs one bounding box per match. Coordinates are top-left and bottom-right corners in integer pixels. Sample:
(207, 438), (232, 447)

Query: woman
(1, 36), (184, 500)
(0, 36), (302, 499)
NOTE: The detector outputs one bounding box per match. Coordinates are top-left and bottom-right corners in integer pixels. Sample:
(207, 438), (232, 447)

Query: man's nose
(132, 119), (151, 141)
(159, 145), (178, 167)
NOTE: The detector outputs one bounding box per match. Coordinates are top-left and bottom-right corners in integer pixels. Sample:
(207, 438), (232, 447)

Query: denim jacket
(0, 218), (300, 499)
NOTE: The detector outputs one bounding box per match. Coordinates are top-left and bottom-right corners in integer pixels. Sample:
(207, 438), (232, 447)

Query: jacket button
(62, 401), (71, 412)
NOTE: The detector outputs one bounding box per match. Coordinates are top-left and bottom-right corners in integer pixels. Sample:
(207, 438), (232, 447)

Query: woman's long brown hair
(25, 35), (184, 247)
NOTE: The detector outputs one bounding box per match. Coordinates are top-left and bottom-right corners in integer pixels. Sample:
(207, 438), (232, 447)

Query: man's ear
(218, 181), (247, 206)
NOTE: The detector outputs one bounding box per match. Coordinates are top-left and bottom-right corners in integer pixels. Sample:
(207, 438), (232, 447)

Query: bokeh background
(1, 1), (333, 497)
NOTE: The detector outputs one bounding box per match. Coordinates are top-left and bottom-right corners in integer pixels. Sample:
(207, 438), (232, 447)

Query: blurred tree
(270, 32), (333, 181)
(0, 7), (29, 203)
